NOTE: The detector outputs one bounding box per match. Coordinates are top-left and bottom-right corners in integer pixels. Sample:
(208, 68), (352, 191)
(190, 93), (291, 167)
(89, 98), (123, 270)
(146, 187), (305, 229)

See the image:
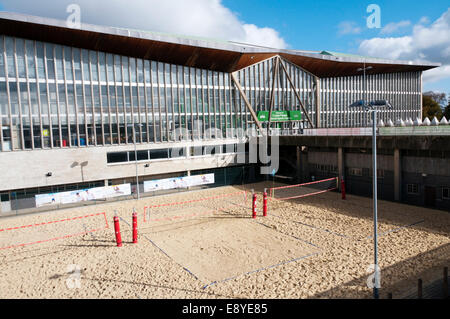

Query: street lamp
(132, 124), (143, 200)
(350, 64), (392, 300)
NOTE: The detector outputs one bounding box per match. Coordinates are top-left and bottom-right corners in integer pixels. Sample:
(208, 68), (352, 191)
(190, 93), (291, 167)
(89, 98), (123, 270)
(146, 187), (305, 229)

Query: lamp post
(350, 64), (392, 299)
(132, 124), (143, 200)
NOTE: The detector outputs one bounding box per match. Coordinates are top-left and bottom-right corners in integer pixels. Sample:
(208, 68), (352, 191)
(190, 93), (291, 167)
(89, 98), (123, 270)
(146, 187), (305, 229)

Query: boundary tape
(202, 252), (320, 290)
(366, 219), (425, 239)
(118, 216), (202, 283)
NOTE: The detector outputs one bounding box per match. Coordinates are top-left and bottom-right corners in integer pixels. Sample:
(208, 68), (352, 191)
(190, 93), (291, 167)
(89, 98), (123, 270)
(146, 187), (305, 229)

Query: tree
(422, 95), (443, 120)
(423, 91), (447, 107)
(444, 101), (450, 120)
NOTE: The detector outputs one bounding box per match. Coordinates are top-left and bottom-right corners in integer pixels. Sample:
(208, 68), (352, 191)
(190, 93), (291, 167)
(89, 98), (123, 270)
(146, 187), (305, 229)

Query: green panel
(257, 111), (302, 122)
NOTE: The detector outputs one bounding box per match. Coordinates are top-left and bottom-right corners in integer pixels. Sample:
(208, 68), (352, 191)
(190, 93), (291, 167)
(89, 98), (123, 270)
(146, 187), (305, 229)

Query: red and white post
(132, 208), (138, 244)
(252, 190), (257, 219)
(263, 188), (268, 217)
(113, 211), (122, 247)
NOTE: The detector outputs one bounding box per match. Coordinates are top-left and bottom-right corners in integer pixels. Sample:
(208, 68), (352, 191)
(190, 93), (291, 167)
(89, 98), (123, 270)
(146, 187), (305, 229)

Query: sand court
(145, 213), (318, 285)
(0, 182), (448, 299)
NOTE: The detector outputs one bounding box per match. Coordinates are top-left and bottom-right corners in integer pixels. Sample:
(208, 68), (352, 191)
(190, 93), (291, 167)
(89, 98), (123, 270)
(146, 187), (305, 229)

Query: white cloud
(380, 20), (411, 35)
(418, 16), (430, 25)
(337, 21), (362, 36)
(359, 8), (450, 84)
(0, 0), (287, 49)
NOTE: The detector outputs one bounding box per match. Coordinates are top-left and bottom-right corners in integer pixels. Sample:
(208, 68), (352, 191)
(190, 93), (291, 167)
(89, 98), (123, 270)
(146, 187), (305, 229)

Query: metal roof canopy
(0, 12), (440, 77)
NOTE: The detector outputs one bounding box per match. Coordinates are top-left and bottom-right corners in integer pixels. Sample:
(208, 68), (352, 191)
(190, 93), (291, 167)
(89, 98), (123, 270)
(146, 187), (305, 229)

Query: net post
(341, 178), (346, 200)
(113, 210), (122, 247)
(263, 188), (268, 217)
(252, 189), (257, 219)
(132, 208), (138, 244)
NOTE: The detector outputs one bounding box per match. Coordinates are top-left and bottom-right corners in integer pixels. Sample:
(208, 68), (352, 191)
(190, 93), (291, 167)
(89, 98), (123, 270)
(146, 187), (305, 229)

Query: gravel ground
(0, 182), (448, 299)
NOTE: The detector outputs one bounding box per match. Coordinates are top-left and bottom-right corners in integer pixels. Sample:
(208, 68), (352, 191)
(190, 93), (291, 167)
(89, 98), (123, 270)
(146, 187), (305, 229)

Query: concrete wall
(0, 139), (245, 192)
(280, 136), (450, 211)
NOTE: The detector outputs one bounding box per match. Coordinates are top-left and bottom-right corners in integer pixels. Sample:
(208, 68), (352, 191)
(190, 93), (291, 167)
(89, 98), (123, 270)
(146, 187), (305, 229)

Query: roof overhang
(0, 12), (440, 77)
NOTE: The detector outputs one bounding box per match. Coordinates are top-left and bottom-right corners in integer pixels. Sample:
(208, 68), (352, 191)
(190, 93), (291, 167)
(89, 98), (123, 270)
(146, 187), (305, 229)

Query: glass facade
(0, 35), (423, 151)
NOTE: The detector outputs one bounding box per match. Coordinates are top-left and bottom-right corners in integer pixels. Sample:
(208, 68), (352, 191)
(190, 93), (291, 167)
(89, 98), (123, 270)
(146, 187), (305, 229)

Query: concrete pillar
(104, 179), (108, 187)
(296, 146), (301, 182)
(394, 148), (401, 201)
(314, 76), (321, 128)
(338, 147), (344, 190)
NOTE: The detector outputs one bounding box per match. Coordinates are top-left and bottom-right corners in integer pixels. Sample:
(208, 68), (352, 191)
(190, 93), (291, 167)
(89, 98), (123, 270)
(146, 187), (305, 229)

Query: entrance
(424, 186), (436, 207)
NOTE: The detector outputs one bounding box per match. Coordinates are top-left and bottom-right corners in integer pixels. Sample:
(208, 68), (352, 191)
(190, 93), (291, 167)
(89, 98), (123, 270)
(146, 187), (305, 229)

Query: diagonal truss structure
(230, 55), (318, 132)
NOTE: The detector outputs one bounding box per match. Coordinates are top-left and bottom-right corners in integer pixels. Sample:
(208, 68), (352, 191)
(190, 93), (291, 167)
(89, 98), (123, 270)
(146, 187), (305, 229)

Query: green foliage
(444, 102), (450, 120)
(422, 95), (443, 120)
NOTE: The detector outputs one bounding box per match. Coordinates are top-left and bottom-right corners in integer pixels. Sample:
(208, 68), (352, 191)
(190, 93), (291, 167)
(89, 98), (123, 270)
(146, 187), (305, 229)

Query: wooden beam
(230, 72), (264, 133)
(278, 58), (315, 128)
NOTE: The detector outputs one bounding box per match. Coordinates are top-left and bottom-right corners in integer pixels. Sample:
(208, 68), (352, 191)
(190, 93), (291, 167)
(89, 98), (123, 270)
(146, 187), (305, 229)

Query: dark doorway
(424, 186), (436, 207)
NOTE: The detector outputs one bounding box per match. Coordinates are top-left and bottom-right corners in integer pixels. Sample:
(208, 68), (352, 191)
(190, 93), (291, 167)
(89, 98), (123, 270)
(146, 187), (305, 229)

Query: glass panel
(130, 58), (136, 83)
(90, 51), (98, 82)
(122, 56), (129, 82)
(99, 52), (106, 82)
(16, 38), (26, 78)
(45, 43), (55, 80)
(0, 82), (8, 126)
(82, 49), (90, 81)
(0, 36), (4, 78)
(36, 42), (46, 80)
(64, 46), (73, 81)
(5, 36), (16, 78)
(54, 45), (64, 80)
(150, 148), (168, 160)
(112, 55), (121, 82)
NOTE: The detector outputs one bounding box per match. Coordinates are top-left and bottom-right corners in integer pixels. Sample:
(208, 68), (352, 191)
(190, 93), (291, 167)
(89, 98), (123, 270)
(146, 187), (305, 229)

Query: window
(443, 187), (450, 200)
(107, 152), (127, 163)
(349, 168), (363, 176)
(369, 169), (385, 178)
(150, 148), (168, 160)
(129, 150), (149, 161)
(407, 184), (419, 195)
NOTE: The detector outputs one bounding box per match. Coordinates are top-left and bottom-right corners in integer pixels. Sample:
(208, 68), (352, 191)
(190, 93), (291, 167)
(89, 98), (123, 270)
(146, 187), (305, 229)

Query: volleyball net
(269, 177), (338, 201)
(0, 212), (109, 251)
(143, 190), (250, 224)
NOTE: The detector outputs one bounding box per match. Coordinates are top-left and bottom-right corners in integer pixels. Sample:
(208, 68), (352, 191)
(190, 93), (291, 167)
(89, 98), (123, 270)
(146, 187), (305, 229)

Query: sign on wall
(35, 184), (131, 207)
(143, 174), (215, 192)
(257, 110), (302, 122)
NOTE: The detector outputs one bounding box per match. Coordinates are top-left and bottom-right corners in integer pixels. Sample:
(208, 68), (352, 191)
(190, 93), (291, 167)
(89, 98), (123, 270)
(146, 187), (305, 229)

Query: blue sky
(223, 0), (450, 93)
(1, 0), (449, 94)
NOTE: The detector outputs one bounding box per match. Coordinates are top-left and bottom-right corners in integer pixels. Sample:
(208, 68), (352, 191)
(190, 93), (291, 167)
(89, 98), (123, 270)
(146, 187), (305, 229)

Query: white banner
(144, 174), (215, 192)
(35, 184), (131, 207)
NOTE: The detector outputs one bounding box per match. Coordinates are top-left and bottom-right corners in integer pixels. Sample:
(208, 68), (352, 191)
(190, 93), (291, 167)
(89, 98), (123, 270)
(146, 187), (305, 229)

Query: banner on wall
(35, 184), (131, 207)
(143, 174), (215, 193)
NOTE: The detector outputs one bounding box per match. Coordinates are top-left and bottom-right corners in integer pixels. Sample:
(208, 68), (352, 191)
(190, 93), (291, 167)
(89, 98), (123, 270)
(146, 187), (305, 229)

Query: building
(0, 12), (441, 214)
